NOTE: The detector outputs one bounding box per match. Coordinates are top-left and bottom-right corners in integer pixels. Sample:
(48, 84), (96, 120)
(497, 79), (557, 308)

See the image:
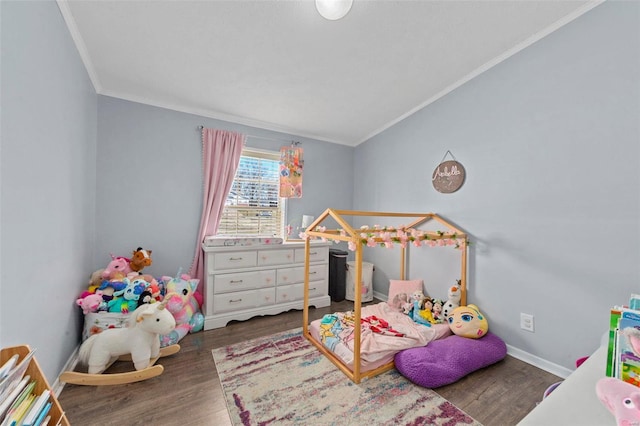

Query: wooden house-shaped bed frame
(302, 209), (468, 383)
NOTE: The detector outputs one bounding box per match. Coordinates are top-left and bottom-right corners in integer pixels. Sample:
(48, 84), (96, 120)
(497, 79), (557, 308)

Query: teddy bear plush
(88, 269), (105, 293)
(389, 292), (410, 312)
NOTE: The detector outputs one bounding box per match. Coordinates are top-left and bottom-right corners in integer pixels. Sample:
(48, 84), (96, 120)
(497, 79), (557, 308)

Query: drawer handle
(230, 280), (243, 284)
(310, 271), (317, 275)
(229, 257), (243, 261)
(229, 298), (243, 303)
(310, 251), (318, 255)
(310, 287), (316, 291)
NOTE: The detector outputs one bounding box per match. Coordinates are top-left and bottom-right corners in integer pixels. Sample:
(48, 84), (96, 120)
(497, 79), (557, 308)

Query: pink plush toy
(596, 377), (640, 425)
(159, 270), (204, 346)
(101, 254), (132, 280)
(76, 290), (104, 314)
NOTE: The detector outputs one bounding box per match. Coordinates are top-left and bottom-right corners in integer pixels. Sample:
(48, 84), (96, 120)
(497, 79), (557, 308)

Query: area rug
(212, 328), (481, 426)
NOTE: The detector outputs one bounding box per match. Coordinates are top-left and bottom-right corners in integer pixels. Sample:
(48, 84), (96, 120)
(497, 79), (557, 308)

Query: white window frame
(217, 147), (286, 238)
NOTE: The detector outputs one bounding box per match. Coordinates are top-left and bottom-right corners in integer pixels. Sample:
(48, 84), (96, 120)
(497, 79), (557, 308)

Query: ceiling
(57, 0), (601, 146)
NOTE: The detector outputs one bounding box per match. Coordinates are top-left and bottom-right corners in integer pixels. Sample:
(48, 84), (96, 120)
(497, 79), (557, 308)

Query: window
(217, 148), (285, 237)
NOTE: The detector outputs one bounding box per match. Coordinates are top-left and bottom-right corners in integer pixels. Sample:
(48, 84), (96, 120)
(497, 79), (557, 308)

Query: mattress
(203, 235), (283, 247)
(309, 302), (451, 372)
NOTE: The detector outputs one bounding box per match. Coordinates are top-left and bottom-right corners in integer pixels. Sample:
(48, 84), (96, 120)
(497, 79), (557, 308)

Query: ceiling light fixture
(315, 0), (353, 21)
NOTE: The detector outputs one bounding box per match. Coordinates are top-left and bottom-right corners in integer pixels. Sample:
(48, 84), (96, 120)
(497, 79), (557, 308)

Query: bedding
(309, 302), (451, 372)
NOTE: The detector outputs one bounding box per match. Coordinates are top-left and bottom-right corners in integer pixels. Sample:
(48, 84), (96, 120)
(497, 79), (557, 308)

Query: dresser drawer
(211, 251), (257, 271)
(276, 264), (326, 285)
(257, 249), (294, 266)
(294, 246), (329, 263)
(213, 270), (276, 294)
(307, 280), (327, 299)
(276, 280), (327, 303)
(212, 288), (275, 314)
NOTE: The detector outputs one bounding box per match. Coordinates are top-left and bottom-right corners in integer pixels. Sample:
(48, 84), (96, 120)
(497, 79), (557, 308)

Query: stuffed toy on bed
(431, 299), (444, 323)
(442, 281), (462, 319)
(447, 304), (488, 339)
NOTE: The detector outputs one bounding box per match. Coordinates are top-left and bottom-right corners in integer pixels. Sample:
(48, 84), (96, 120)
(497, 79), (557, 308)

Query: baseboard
(373, 290), (387, 302)
(53, 345), (80, 396)
(506, 345), (572, 379)
(373, 290), (573, 379)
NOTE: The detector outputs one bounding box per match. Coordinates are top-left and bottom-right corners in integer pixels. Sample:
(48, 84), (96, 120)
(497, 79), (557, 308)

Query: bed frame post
(400, 246), (406, 280)
(353, 242), (363, 382)
(303, 237), (310, 336)
(460, 236), (468, 306)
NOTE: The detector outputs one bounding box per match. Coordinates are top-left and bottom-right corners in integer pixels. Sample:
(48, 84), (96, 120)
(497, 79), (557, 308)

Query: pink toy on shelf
(597, 377), (640, 425)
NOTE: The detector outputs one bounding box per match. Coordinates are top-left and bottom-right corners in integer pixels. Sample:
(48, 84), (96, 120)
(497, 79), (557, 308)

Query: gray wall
(95, 97), (354, 288)
(2, 0), (637, 384)
(0, 0), (98, 380)
(355, 0), (640, 371)
(0, 1), (354, 385)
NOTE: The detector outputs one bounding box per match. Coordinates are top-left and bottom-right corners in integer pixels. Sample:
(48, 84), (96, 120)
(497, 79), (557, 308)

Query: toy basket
(82, 311), (130, 341)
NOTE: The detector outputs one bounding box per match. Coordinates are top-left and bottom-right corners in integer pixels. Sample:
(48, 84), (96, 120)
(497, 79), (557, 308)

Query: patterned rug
(212, 328), (481, 426)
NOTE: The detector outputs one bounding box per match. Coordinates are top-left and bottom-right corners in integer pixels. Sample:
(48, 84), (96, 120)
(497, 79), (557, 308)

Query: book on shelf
(21, 389), (50, 426)
(6, 393), (35, 426)
(30, 401), (51, 426)
(0, 356), (19, 382)
(606, 295), (640, 387)
(606, 307), (622, 377)
(0, 379), (36, 426)
(0, 349), (35, 401)
(616, 309), (640, 386)
(0, 376), (30, 422)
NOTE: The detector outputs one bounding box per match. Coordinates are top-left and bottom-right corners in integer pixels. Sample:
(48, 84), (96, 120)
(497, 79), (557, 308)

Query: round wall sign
(432, 160), (466, 193)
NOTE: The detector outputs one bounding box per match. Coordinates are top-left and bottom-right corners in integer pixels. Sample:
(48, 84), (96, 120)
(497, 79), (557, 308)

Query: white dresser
(202, 242), (331, 330)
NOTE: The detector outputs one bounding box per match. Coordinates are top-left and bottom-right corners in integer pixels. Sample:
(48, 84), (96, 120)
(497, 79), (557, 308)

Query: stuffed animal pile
(75, 248), (204, 345)
(399, 281), (462, 327)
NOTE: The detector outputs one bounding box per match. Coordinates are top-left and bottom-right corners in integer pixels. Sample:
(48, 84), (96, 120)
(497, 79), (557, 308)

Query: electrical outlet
(520, 313), (535, 332)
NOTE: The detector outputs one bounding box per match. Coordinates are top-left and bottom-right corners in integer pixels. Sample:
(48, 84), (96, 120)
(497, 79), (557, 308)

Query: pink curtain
(189, 128), (245, 290)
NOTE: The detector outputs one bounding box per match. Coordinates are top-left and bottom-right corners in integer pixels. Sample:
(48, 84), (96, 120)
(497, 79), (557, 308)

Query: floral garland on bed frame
(300, 225), (467, 251)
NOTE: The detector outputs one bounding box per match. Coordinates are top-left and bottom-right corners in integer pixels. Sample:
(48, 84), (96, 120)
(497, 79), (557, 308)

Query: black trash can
(328, 249), (348, 302)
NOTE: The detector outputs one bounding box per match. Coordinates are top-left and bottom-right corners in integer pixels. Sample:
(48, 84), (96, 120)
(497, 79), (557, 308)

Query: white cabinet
(203, 242), (331, 330)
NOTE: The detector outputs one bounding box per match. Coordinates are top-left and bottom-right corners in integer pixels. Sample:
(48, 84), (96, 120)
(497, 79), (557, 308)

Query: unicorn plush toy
(160, 269), (204, 346)
(101, 254), (132, 280)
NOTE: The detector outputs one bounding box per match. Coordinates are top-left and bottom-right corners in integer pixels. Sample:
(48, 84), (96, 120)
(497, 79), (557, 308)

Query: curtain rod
(196, 125), (301, 145)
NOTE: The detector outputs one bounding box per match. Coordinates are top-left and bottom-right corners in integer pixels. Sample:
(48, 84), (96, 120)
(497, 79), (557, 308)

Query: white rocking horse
(60, 301), (181, 386)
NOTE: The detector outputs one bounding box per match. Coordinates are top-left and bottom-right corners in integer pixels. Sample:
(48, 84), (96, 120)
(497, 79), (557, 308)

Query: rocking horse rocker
(59, 301), (181, 386)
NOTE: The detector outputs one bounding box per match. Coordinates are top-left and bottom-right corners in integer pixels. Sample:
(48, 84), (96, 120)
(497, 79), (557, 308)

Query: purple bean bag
(394, 331), (507, 388)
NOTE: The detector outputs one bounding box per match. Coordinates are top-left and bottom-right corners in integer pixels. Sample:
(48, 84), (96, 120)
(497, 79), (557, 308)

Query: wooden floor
(57, 300), (562, 426)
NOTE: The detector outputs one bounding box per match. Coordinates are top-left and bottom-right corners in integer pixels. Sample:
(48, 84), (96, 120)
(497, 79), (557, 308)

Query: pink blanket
(309, 302), (451, 372)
